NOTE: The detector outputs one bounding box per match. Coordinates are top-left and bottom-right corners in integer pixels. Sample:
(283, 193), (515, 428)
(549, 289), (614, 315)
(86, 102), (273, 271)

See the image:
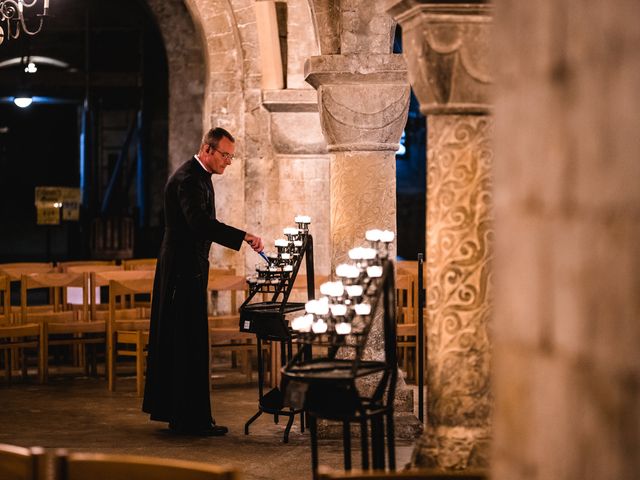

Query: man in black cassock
(142, 127), (263, 436)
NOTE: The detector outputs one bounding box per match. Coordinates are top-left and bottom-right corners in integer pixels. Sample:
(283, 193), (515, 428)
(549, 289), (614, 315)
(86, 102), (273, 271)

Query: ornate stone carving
(386, 1), (492, 114)
(319, 85), (410, 152)
(305, 54), (410, 152)
(413, 114), (493, 469)
(330, 152), (398, 267)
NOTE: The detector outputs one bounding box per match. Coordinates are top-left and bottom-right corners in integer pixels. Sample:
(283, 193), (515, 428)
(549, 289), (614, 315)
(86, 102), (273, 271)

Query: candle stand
(240, 217), (316, 443)
(281, 232), (398, 478)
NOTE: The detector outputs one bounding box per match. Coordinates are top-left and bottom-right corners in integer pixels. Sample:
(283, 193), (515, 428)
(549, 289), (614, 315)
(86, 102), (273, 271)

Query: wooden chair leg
(3, 349), (11, 382)
(107, 334), (116, 391)
(20, 349), (28, 378)
(39, 330), (48, 384)
(136, 332), (144, 397)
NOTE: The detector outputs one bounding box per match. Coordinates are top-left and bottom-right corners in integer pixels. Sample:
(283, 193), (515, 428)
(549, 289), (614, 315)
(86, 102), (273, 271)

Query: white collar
(194, 154), (212, 174)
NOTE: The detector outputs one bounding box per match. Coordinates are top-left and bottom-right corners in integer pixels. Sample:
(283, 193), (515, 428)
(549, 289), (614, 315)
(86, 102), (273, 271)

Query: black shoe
(204, 423), (228, 436)
(169, 421), (228, 436)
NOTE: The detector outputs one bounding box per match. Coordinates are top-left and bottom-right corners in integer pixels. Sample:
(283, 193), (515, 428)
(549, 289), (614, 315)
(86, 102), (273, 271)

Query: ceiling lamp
(14, 96), (33, 108)
(0, 0), (50, 46)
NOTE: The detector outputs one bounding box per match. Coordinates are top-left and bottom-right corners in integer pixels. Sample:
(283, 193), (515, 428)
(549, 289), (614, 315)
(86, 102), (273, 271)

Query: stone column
(386, 1), (493, 469)
(490, 2), (640, 479)
(306, 53), (422, 438)
(305, 54), (409, 267)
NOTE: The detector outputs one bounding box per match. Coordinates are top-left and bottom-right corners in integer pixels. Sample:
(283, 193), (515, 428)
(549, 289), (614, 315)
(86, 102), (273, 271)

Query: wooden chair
(107, 271), (154, 396)
(0, 275), (41, 382)
(122, 258), (157, 271)
(0, 263), (57, 280)
(63, 264), (124, 318)
(58, 451), (240, 480)
(90, 269), (147, 320)
(0, 443), (47, 480)
(317, 467), (488, 480)
(396, 274), (418, 383)
(57, 260), (117, 270)
(207, 270), (255, 382)
(21, 272), (105, 382)
(0, 263), (58, 319)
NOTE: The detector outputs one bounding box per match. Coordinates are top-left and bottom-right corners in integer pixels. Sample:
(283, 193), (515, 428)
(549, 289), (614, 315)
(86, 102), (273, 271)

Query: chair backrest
(63, 264), (123, 274)
(292, 274), (330, 291)
(108, 274), (155, 298)
(317, 467), (488, 480)
(60, 452), (239, 480)
(207, 270), (245, 317)
(395, 273), (415, 324)
(20, 273), (89, 322)
(0, 443), (47, 480)
(90, 270), (153, 319)
(122, 258), (157, 271)
(0, 263), (57, 281)
(58, 260), (116, 270)
(0, 275), (9, 325)
(107, 272), (155, 325)
(396, 260), (419, 277)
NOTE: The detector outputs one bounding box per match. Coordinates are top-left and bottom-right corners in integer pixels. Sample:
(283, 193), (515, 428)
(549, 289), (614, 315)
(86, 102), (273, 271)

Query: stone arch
(180, 0), (265, 271)
(145, 0), (207, 174)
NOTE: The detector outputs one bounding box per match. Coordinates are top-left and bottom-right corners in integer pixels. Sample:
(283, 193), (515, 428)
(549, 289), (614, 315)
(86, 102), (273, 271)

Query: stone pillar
(491, 2), (640, 480)
(306, 53), (422, 438)
(305, 54), (409, 267)
(386, 1), (493, 469)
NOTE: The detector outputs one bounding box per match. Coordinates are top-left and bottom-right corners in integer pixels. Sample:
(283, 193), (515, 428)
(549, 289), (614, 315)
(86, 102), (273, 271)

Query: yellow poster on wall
(35, 186), (81, 225)
(36, 206), (60, 225)
(35, 186), (62, 225)
(61, 187), (81, 221)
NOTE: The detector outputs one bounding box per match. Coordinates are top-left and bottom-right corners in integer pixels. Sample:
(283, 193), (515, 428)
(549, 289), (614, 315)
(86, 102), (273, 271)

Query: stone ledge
(304, 54), (408, 88)
(262, 88), (318, 112)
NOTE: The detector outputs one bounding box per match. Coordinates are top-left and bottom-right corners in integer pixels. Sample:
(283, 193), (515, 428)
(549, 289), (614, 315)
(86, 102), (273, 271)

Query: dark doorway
(0, 0), (168, 262)
(393, 26), (427, 260)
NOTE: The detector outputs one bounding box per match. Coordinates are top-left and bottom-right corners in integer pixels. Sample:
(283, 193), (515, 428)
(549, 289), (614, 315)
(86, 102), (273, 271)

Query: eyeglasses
(211, 146), (235, 161)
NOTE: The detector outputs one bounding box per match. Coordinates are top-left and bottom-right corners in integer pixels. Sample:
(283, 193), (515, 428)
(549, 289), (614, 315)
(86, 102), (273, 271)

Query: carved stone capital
(305, 54), (410, 152)
(385, 1), (493, 115)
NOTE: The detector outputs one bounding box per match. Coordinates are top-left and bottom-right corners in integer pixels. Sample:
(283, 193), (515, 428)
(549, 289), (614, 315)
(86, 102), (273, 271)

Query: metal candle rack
(240, 216), (315, 443)
(281, 230), (398, 476)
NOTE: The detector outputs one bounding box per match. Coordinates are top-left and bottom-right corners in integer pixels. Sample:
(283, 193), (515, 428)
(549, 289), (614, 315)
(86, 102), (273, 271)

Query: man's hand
(244, 233), (264, 252)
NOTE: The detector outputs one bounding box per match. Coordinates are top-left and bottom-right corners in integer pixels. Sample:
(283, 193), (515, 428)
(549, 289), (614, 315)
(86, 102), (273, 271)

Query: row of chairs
(1, 258), (425, 391)
(0, 443), (488, 480)
(0, 260), (259, 396)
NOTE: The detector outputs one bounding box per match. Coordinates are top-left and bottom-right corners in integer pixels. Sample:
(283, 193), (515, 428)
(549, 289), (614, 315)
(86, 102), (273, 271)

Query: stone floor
(0, 366), (416, 480)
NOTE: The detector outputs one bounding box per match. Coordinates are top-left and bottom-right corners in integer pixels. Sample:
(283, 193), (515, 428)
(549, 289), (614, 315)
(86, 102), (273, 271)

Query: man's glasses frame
(210, 145), (235, 161)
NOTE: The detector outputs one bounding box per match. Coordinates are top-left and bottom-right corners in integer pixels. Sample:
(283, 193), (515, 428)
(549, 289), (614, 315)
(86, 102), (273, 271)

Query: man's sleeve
(176, 175), (245, 251)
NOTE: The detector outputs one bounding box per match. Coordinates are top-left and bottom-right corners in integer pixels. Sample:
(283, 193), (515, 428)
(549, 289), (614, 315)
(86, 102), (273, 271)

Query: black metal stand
(240, 234), (315, 443)
(418, 252), (425, 424)
(282, 261), (398, 478)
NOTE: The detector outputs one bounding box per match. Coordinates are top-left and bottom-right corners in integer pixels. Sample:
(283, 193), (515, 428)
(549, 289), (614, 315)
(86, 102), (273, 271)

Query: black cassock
(142, 157), (245, 427)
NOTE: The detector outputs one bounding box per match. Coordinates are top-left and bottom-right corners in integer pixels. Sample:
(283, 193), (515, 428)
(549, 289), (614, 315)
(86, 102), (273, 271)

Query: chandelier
(0, 0), (50, 46)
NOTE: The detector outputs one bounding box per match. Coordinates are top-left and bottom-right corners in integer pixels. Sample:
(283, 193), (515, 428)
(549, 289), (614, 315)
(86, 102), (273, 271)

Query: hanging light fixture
(13, 96), (32, 107)
(0, 0), (50, 46)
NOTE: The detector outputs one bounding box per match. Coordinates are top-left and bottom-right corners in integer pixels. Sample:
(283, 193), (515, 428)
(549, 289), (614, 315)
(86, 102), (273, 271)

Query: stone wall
(146, 0), (205, 175)
(181, 0), (332, 276)
(491, 1), (640, 479)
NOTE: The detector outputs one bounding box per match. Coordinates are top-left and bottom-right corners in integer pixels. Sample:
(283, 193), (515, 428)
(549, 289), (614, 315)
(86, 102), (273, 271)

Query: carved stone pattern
(417, 115), (493, 469)
(402, 12), (492, 113)
(330, 152), (397, 269)
(318, 85), (410, 151)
